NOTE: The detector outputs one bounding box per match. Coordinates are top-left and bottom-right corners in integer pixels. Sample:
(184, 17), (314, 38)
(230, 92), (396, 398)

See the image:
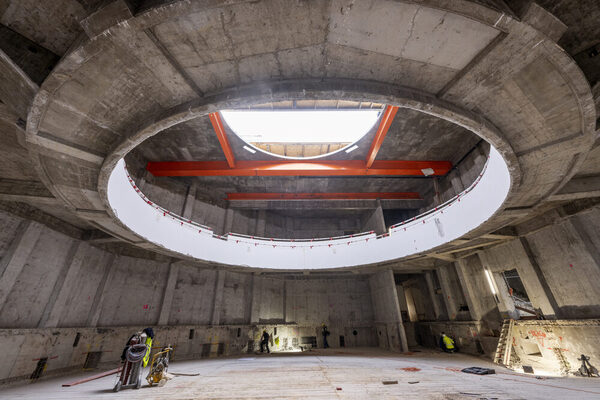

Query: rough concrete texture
(0, 0), (599, 394)
(4, 348), (600, 399)
(502, 319), (600, 377)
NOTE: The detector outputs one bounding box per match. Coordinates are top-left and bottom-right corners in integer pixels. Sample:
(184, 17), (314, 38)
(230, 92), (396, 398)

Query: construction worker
(142, 327), (154, 367)
(322, 324), (330, 348)
(260, 330), (270, 353)
(439, 332), (456, 353)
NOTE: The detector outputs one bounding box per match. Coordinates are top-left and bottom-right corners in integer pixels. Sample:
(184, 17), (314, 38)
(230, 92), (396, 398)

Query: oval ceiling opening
(221, 107), (383, 159)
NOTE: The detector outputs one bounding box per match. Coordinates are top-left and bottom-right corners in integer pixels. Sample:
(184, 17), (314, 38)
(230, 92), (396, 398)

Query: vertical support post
(223, 208), (234, 235)
(449, 169), (464, 195)
(369, 269), (408, 352)
(424, 271), (441, 320)
(255, 210), (267, 237)
(478, 251), (518, 319)
(87, 254), (117, 327)
(0, 221), (43, 310)
(517, 238), (560, 318)
(181, 184), (197, 219)
(211, 270), (226, 325)
(37, 241), (82, 328)
(157, 261), (180, 326)
(436, 265), (458, 320)
(454, 259), (483, 321)
(250, 273), (261, 324)
(433, 178), (442, 206)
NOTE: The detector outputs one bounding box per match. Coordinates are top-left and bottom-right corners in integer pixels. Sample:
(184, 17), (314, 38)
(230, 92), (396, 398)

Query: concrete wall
(476, 205), (600, 320)
(0, 209), (383, 383)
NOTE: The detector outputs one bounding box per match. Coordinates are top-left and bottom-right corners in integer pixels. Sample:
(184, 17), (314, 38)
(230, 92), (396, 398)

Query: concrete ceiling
(129, 102), (481, 208)
(0, 0), (597, 264)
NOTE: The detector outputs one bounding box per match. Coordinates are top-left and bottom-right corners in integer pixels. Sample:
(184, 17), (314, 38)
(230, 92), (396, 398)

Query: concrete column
(369, 269), (408, 352)
(87, 254), (117, 327)
(136, 169), (151, 192)
(517, 238), (560, 318)
(223, 208), (234, 234)
(211, 270), (226, 325)
(250, 273), (261, 323)
(569, 216), (600, 273)
(477, 251), (518, 319)
(433, 178), (442, 206)
(157, 262), (180, 326)
(361, 200), (386, 235)
(424, 271), (442, 320)
(0, 221), (43, 310)
(37, 241), (82, 328)
(255, 210), (267, 237)
(449, 169), (464, 195)
(454, 259), (483, 321)
(436, 265), (458, 320)
(181, 184), (197, 219)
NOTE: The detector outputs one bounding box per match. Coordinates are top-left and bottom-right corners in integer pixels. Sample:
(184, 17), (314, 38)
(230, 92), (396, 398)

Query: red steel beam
(209, 112), (236, 168)
(365, 105), (399, 168)
(227, 192), (421, 200)
(146, 160), (452, 177)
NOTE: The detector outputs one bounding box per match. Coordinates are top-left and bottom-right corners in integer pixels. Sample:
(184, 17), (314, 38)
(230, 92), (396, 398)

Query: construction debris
(171, 372), (201, 377)
(461, 367), (495, 375)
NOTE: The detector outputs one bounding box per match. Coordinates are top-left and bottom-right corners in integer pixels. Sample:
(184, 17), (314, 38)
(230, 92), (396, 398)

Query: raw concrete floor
(1, 348), (599, 399)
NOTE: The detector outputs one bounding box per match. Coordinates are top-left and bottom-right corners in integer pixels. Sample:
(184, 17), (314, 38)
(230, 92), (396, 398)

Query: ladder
(493, 319), (513, 365)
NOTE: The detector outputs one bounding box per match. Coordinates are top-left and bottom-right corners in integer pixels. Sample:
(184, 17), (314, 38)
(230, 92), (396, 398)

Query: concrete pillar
(517, 238), (560, 318)
(433, 178), (442, 206)
(87, 254), (117, 327)
(362, 200), (386, 235)
(250, 273), (261, 324)
(223, 208), (234, 234)
(0, 221), (43, 310)
(369, 269), (408, 352)
(157, 262), (180, 326)
(436, 265), (458, 320)
(424, 271), (442, 320)
(449, 169), (464, 195)
(569, 216), (600, 273)
(37, 241), (82, 328)
(477, 251), (518, 319)
(454, 259), (483, 321)
(255, 210), (267, 237)
(181, 184), (196, 219)
(211, 270), (226, 325)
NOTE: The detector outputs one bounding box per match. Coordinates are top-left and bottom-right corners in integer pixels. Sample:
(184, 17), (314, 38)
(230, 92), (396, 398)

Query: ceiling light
(345, 144), (359, 153)
(243, 145), (256, 154)
(421, 168), (435, 176)
(221, 109), (380, 144)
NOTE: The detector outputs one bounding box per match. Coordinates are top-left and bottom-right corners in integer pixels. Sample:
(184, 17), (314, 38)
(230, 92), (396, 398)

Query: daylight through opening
(221, 109), (382, 159)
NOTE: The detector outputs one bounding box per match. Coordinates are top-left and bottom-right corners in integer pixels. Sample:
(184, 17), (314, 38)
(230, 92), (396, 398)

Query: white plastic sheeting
(107, 147), (510, 269)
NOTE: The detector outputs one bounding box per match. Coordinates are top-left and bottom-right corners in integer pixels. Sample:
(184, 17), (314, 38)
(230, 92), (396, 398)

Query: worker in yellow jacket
(440, 332), (456, 353)
(141, 328), (154, 367)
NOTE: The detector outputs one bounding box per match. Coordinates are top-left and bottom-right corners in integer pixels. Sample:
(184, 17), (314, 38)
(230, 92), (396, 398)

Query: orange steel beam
(209, 112), (236, 168)
(146, 160), (452, 177)
(365, 105), (399, 168)
(226, 192), (421, 201)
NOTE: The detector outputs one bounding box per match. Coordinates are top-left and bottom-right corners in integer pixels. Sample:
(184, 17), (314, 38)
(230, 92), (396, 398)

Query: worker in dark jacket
(260, 330), (270, 353)
(322, 324), (330, 348)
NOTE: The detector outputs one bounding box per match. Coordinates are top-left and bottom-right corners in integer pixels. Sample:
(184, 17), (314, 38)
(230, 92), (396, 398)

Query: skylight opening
(220, 109), (382, 159)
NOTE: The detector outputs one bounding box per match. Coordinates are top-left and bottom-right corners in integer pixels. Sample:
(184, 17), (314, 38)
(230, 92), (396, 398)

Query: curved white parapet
(107, 147), (510, 269)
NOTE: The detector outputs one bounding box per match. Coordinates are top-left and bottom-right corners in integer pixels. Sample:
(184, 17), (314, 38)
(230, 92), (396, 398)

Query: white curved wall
(107, 147), (510, 269)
